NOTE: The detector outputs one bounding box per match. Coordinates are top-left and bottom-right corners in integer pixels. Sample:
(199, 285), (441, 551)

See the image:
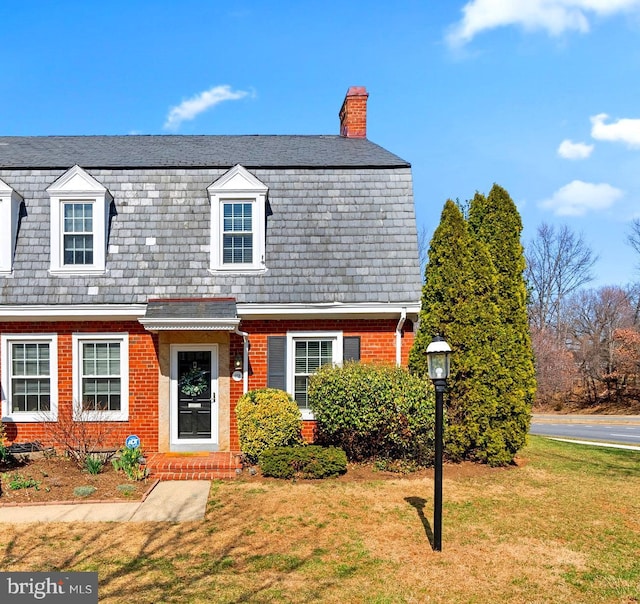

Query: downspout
(234, 326), (250, 394)
(395, 308), (407, 366)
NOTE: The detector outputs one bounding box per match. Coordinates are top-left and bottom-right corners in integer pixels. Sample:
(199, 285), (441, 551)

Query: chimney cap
(345, 86), (369, 97)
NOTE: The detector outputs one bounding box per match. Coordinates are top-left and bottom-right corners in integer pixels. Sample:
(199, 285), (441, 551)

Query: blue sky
(3, 0), (640, 288)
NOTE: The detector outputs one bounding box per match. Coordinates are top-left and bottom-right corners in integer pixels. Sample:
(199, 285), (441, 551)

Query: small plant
(112, 445), (148, 481)
(39, 407), (118, 469)
(116, 484), (136, 496)
(84, 455), (104, 475)
(0, 423), (13, 464)
(259, 445), (347, 479)
(8, 473), (41, 490)
(73, 485), (97, 498)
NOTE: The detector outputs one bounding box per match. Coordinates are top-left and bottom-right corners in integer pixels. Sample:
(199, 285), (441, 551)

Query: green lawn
(1, 436), (639, 603)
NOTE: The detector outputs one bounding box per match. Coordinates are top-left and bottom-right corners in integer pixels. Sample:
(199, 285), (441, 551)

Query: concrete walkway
(0, 480), (211, 524)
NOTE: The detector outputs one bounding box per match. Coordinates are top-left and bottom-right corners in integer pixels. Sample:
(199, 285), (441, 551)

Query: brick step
(145, 452), (243, 481)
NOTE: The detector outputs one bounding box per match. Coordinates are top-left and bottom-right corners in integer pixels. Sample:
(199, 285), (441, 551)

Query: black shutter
(267, 336), (287, 390)
(343, 336), (361, 362)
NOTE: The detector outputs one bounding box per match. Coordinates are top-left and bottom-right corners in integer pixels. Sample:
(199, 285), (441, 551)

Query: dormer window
(0, 178), (23, 276)
(208, 165), (267, 272)
(63, 202), (94, 265)
(47, 165), (112, 275)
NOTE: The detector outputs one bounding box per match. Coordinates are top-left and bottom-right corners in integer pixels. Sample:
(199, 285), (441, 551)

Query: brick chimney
(339, 86), (369, 138)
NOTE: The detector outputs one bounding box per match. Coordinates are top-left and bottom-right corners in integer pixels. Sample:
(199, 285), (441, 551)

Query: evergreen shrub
(236, 388), (303, 463)
(259, 445), (347, 479)
(308, 362), (435, 465)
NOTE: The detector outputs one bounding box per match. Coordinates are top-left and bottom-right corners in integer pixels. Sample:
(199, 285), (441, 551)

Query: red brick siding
(1, 317), (413, 453)
(0, 321), (159, 451)
(227, 318), (414, 449)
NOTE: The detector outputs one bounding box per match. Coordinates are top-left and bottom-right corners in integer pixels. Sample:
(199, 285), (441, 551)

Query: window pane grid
(223, 234), (253, 264)
(64, 203), (93, 232)
(81, 342), (121, 411)
(10, 343), (51, 412)
(222, 202), (253, 264)
(63, 203), (94, 265)
(82, 378), (121, 411)
(293, 340), (333, 409)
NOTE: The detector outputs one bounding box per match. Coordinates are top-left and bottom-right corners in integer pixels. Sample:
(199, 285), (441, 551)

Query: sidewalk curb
(549, 437), (640, 451)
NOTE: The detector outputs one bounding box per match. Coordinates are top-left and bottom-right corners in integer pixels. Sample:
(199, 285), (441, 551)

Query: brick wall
(227, 317), (414, 449)
(1, 317), (413, 453)
(0, 320), (159, 451)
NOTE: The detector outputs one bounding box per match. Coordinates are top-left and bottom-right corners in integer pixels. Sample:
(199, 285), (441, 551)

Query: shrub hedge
(236, 388), (303, 463)
(259, 445), (347, 479)
(308, 362), (435, 465)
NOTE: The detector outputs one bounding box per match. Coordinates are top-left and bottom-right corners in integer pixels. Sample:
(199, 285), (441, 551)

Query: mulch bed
(0, 452), (150, 505)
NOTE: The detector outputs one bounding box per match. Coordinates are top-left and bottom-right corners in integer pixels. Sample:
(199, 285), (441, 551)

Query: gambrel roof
(0, 135), (422, 308)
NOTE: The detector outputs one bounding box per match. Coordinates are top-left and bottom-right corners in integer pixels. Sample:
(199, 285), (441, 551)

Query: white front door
(170, 344), (218, 449)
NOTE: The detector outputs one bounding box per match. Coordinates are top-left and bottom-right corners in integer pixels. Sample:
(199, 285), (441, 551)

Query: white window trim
(72, 333), (129, 422)
(286, 331), (343, 420)
(207, 164), (267, 273)
(47, 165), (113, 275)
(0, 178), (23, 277)
(1, 334), (58, 422)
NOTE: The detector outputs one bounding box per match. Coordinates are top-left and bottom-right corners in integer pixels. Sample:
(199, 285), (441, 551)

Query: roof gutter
(395, 308), (407, 366)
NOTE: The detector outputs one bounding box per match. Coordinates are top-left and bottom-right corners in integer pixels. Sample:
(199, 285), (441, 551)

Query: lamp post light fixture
(426, 334), (451, 552)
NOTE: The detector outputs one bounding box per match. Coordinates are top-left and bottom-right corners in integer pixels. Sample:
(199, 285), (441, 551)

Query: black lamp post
(426, 334), (451, 552)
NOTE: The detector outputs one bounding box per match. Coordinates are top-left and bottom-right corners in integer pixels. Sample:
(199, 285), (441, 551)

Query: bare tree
(416, 223), (429, 280)
(565, 286), (635, 403)
(525, 222), (598, 331)
(627, 218), (640, 259)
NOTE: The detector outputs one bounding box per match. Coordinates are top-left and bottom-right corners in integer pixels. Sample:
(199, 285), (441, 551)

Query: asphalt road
(530, 415), (640, 446)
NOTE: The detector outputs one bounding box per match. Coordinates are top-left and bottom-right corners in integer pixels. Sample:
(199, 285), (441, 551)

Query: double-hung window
(293, 339), (335, 410)
(72, 334), (129, 421)
(267, 332), (360, 419)
(287, 332), (343, 419)
(222, 201), (253, 264)
(47, 165), (112, 274)
(63, 202), (94, 265)
(1, 334), (58, 422)
(208, 164), (267, 272)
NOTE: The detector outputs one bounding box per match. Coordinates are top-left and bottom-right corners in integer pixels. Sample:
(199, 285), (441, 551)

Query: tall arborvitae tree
(409, 200), (512, 465)
(468, 185), (537, 458)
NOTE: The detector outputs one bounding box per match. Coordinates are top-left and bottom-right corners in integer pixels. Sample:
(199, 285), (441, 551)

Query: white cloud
(447, 0), (640, 47)
(590, 113), (640, 148)
(539, 180), (623, 216)
(164, 85), (249, 130)
(557, 139), (594, 159)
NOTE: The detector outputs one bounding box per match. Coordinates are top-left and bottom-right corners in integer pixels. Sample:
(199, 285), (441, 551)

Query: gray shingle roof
(0, 135), (409, 169)
(0, 136), (422, 308)
(144, 298), (238, 320)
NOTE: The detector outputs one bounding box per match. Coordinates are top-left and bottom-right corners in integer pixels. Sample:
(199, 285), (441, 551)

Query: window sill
(49, 268), (107, 277)
(76, 412), (128, 422)
(1, 413), (57, 423)
(208, 266), (268, 275)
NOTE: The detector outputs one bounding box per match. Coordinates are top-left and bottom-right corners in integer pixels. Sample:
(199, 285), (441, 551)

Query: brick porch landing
(146, 451), (243, 480)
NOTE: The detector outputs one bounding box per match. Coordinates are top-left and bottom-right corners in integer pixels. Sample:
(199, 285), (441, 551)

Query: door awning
(138, 298), (240, 331)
